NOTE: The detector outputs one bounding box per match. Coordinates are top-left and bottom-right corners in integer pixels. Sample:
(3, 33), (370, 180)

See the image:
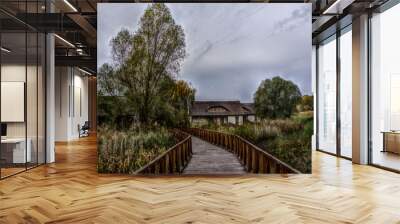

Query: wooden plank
(183, 137), (246, 175)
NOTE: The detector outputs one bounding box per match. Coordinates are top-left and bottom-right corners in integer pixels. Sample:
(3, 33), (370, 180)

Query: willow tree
(117, 3), (186, 126)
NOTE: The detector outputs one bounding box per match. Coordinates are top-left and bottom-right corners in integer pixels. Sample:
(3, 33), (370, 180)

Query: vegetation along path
(183, 136), (246, 175)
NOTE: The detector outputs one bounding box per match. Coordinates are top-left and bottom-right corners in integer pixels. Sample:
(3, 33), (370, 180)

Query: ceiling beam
(55, 55), (96, 73)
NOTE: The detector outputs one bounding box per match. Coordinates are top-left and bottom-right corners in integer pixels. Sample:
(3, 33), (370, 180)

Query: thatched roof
(190, 101), (255, 117)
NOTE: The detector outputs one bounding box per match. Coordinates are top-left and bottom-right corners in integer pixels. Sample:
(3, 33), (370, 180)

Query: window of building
(339, 26), (352, 158)
(317, 35), (337, 155)
(207, 106), (228, 113)
(370, 3), (400, 171)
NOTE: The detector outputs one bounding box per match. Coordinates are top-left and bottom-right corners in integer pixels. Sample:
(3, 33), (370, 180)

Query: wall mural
(97, 3), (312, 175)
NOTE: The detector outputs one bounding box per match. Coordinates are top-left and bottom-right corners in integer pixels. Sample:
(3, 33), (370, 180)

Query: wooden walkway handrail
(184, 128), (300, 174)
(135, 130), (192, 175)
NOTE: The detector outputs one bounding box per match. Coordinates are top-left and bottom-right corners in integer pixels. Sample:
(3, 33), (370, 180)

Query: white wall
(228, 116), (236, 124)
(247, 115), (255, 122)
(1, 65), (26, 138)
(238, 116), (243, 125)
(1, 63), (46, 164)
(1, 65), (40, 137)
(55, 67), (89, 141)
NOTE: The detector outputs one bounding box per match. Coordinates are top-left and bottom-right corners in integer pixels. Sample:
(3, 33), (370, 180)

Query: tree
(117, 3), (186, 126)
(254, 76), (301, 119)
(97, 63), (129, 127)
(297, 95), (313, 112)
(97, 63), (117, 96)
(170, 80), (196, 126)
(110, 29), (133, 67)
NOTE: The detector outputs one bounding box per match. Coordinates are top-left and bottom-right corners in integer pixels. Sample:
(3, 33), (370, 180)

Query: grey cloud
(267, 5), (310, 38)
(98, 3), (312, 102)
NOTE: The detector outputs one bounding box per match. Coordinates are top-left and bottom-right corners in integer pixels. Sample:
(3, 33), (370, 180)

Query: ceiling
(0, 0), (393, 74)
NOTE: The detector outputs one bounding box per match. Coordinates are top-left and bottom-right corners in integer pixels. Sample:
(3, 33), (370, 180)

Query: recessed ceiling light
(78, 67), (92, 76)
(54, 34), (75, 48)
(322, 0), (354, 15)
(63, 0), (78, 12)
(1, 47), (11, 53)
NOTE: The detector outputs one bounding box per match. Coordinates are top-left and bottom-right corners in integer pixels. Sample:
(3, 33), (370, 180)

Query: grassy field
(97, 126), (177, 174)
(196, 111), (313, 173)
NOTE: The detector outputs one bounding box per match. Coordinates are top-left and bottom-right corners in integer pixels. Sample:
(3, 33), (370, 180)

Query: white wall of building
(237, 116), (243, 125)
(55, 67), (89, 141)
(228, 116), (236, 124)
(247, 115), (255, 122)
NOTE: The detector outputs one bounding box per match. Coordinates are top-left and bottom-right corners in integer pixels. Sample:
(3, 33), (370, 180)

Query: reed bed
(97, 127), (176, 174)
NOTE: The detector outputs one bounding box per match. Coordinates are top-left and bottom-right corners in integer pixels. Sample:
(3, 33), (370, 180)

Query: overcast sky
(98, 3), (311, 102)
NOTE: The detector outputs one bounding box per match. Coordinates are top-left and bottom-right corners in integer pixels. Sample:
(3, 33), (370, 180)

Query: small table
(381, 131), (400, 154)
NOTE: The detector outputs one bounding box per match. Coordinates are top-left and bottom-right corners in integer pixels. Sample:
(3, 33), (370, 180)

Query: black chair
(79, 121), (90, 138)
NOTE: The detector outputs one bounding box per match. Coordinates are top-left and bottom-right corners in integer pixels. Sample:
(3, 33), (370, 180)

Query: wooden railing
(135, 130), (192, 175)
(184, 128), (300, 174)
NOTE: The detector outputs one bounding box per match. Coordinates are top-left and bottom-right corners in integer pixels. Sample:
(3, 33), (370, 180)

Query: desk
(1, 138), (31, 163)
(382, 131), (400, 154)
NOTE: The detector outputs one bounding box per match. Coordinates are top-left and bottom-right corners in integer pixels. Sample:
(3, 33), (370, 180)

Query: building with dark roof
(190, 101), (256, 125)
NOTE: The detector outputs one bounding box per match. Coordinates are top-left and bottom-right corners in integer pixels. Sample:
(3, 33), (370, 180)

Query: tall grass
(97, 126), (176, 174)
(200, 112), (313, 173)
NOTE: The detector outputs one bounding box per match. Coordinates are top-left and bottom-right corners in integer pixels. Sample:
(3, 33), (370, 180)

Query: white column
(46, 32), (55, 163)
(352, 14), (369, 164)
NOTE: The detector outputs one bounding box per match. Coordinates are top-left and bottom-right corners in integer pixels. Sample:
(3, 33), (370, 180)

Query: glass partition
(1, 31), (28, 177)
(0, 2), (46, 179)
(317, 35), (337, 154)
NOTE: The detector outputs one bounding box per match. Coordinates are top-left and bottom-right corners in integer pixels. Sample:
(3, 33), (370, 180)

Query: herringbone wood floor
(1, 135), (400, 224)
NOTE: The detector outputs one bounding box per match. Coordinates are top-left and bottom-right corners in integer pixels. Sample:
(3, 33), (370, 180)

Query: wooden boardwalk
(183, 136), (246, 174)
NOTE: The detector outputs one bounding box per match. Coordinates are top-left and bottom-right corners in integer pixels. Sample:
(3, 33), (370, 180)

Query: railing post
(177, 145), (182, 172)
(252, 150), (258, 173)
(246, 146), (252, 172)
(258, 154), (265, 173)
(183, 142), (187, 165)
(172, 150), (179, 172)
(189, 137), (192, 156)
(239, 141), (246, 160)
(155, 163), (160, 175)
(169, 151), (174, 173)
(182, 142), (186, 167)
(239, 141), (243, 159)
(233, 137), (236, 153)
(270, 160), (276, 173)
(165, 156), (169, 173)
(241, 144), (245, 164)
